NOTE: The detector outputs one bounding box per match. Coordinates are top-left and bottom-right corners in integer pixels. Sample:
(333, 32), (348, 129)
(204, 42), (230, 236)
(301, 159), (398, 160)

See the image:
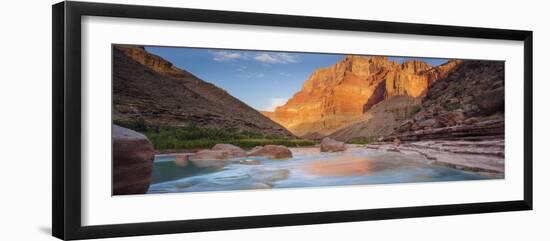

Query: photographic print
(53, 3), (532, 238)
(112, 44), (505, 195)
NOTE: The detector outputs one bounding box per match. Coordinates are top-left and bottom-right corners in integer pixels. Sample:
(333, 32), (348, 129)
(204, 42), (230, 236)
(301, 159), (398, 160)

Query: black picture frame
(52, 1), (533, 240)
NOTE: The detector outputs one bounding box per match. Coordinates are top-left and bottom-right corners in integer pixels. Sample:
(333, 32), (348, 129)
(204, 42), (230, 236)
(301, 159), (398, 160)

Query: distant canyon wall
(262, 55), (461, 137)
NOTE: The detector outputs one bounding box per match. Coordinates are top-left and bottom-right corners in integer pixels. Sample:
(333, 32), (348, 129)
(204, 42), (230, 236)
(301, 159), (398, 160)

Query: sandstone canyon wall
(263, 55), (461, 137)
(385, 60), (505, 141)
(113, 45), (293, 137)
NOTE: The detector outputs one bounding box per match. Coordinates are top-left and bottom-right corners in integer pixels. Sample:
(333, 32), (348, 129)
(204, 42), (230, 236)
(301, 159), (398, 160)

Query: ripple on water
(148, 147), (490, 194)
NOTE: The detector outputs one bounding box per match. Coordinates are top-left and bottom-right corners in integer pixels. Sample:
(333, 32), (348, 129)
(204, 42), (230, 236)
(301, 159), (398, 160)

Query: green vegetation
(145, 126), (317, 150)
(115, 120), (317, 150)
(114, 117), (148, 132)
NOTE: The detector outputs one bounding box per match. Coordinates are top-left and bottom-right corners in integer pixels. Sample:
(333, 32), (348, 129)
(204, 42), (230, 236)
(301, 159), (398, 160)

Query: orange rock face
(263, 55), (461, 136)
(115, 45), (193, 78)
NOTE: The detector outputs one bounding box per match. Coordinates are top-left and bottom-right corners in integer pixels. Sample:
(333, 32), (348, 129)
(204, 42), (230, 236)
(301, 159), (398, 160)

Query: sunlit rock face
(113, 45), (293, 137)
(263, 55), (461, 136)
(115, 45), (193, 78)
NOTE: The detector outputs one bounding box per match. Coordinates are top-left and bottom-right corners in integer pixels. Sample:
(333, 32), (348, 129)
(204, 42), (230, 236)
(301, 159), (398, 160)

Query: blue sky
(145, 46), (448, 111)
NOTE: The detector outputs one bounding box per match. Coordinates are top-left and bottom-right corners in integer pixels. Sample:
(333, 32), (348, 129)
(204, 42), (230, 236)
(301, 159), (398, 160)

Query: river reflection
(305, 156), (373, 176)
(148, 147), (490, 194)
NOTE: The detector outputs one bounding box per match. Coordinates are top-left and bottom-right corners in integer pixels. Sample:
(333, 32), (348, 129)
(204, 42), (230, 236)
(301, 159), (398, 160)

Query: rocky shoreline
(365, 139), (504, 178)
(154, 136), (504, 179)
(382, 118), (504, 142)
(113, 124), (504, 196)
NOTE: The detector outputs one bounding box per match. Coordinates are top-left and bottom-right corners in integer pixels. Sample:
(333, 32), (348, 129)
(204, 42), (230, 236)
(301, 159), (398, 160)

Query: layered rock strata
(263, 55), (461, 136)
(113, 45), (293, 137)
(388, 60), (505, 141)
(365, 139), (504, 177)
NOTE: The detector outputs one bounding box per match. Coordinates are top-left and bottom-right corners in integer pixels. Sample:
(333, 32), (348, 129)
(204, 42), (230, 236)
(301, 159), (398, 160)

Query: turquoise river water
(147, 147), (489, 194)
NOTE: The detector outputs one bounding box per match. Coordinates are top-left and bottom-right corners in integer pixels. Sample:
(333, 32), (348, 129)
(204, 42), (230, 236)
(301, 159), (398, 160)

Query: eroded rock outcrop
(365, 139), (504, 177)
(188, 144), (247, 168)
(188, 150), (228, 168)
(112, 124), (155, 195)
(115, 45), (193, 78)
(248, 145), (293, 159)
(320, 137), (347, 152)
(262, 55), (461, 136)
(361, 61), (506, 176)
(328, 96), (421, 141)
(212, 144), (247, 158)
(387, 61), (505, 141)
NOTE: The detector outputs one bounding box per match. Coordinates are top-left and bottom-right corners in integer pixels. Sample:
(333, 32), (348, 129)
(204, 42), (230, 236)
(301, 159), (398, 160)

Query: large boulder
(320, 137), (346, 152)
(212, 144), (246, 158)
(189, 144), (248, 168)
(112, 124), (155, 195)
(248, 145), (292, 159)
(188, 150), (229, 168)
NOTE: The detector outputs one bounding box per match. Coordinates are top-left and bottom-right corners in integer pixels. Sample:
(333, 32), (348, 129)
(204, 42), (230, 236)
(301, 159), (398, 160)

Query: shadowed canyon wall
(113, 45), (293, 137)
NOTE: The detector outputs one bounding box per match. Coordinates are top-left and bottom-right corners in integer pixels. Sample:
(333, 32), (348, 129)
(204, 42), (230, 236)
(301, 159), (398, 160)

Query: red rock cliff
(115, 45), (193, 78)
(263, 55), (461, 136)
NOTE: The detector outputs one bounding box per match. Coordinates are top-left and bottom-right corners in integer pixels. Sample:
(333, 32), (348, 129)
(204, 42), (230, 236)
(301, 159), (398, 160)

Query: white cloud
(212, 51), (299, 64)
(265, 97), (288, 111)
(212, 51), (246, 61)
(254, 53), (299, 64)
(254, 53), (279, 64)
(277, 53), (299, 63)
